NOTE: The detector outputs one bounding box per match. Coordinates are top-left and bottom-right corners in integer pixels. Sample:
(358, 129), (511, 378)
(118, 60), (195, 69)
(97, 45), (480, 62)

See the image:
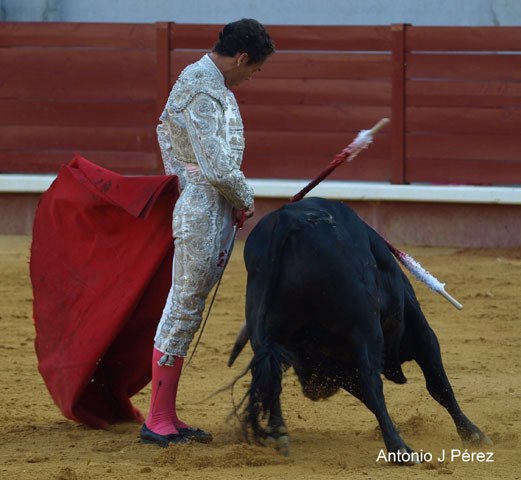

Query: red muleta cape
(30, 155), (179, 428)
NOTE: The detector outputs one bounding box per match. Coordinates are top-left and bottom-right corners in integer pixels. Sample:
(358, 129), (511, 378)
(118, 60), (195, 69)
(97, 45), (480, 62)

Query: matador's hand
(244, 201), (255, 219)
(233, 202), (254, 227)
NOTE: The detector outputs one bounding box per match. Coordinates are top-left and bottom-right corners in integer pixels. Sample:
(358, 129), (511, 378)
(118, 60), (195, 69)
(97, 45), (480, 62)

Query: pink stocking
(145, 348), (189, 435)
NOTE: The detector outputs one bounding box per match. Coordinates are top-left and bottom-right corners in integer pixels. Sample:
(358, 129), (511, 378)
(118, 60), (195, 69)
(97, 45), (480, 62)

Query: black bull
(229, 197), (491, 460)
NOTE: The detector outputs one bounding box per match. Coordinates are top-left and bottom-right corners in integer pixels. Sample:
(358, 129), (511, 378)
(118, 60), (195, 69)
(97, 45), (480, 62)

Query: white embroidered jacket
(157, 54), (254, 210)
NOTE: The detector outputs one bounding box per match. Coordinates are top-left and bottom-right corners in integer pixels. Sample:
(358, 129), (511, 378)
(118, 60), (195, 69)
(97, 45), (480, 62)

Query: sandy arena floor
(0, 235), (520, 480)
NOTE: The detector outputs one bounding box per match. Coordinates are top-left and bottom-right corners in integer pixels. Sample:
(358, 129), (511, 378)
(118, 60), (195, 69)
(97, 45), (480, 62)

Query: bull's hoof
(390, 446), (422, 466)
(263, 425), (290, 457)
(464, 430), (494, 446)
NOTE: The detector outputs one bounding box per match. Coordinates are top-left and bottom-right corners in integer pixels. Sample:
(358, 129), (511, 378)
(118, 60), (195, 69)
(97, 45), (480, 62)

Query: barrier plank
(406, 158), (521, 185)
(169, 24), (392, 51)
(407, 106), (521, 134)
(407, 79), (521, 107)
(240, 104), (391, 132)
(234, 79), (392, 106)
(169, 24), (220, 50)
(246, 131), (391, 158)
(267, 25), (392, 51)
(2, 48), (155, 76)
(0, 73), (156, 101)
(0, 22), (155, 48)
(0, 125), (157, 152)
(407, 26), (521, 52)
(254, 52), (392, 80)
(0, 99), (156, 127)
(243, 154), (391, 181)
(0, 150), (158, 174)
(407, 133), (521, 161)
(407, 53), (521, 81)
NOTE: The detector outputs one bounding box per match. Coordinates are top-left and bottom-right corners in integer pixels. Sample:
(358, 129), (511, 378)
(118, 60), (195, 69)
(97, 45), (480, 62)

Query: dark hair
(213, 18), (275, 64)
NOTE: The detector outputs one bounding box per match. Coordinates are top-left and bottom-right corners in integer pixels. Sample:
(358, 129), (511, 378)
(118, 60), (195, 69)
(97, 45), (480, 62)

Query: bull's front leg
(347, 345), (419, 465)
(413, 326), (493, 446)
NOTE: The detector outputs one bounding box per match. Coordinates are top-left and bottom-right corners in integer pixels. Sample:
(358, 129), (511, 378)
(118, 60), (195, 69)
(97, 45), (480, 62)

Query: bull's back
(246, 197), (396, 280)
(244, 198), (405, 342)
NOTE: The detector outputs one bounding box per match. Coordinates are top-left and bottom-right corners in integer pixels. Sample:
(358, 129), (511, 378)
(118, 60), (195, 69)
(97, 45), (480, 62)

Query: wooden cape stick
(289, 118), (463, 310)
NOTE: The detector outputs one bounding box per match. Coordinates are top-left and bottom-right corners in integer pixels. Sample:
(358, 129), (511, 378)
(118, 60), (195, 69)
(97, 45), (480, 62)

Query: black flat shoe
(140, 424), (190, 447)
(177, 427), (213, 443)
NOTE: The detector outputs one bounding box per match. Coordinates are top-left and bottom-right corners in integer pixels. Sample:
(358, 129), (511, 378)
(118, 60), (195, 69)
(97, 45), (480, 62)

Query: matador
(141, 18), (273, 447)
(154, 53), (254, 363)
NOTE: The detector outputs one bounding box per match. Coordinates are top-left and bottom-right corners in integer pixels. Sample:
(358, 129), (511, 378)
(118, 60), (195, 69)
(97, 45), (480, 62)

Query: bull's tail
(244, 342), (294, 440)
(228, 322), (248, 367)
(241, 207), (298, 439)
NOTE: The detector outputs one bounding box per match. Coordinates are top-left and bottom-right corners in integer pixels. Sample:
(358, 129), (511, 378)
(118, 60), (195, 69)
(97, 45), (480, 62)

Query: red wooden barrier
(1, 22), (520, 185)
(0, 22), (157, 175)
(405, 26), (521, 185)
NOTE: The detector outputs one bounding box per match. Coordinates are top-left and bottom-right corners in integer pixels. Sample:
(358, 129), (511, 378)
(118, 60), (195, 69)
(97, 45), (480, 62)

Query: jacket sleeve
(156, 112), (187, 190)
(182, 93), (254, 210)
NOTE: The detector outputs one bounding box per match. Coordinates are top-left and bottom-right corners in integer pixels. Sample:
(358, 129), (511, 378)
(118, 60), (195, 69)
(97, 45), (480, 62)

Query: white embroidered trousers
(154, 172), (234, 363)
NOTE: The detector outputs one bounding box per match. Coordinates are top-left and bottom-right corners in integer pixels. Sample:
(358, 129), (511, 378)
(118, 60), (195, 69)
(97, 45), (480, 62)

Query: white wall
(2, 0), (521, 25)
(1, 0), (60, 21)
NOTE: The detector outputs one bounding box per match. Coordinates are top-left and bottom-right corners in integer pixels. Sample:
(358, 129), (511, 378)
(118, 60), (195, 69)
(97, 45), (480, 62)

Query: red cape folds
(30, 155), (179, 428)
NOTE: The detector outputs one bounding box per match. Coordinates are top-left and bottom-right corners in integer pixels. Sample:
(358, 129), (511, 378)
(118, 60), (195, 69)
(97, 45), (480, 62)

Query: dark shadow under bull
(228, 197), (491, 462)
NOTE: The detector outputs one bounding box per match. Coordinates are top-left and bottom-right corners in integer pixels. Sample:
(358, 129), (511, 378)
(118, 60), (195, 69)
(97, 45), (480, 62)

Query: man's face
(226, 54), (265, 88)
